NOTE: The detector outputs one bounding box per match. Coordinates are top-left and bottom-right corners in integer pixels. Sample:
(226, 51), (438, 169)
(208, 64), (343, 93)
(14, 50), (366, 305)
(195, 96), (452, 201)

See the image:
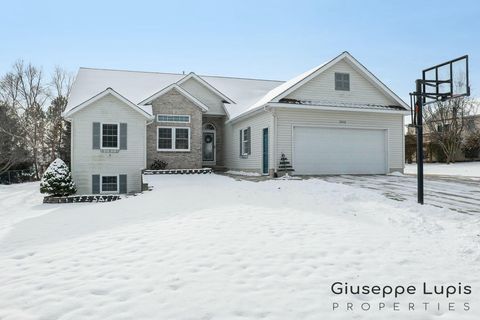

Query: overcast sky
(1, 0), (478, 104)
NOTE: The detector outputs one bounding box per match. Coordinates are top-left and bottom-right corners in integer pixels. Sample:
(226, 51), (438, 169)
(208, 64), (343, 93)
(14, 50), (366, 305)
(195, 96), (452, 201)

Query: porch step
(144, 168), (213, 175)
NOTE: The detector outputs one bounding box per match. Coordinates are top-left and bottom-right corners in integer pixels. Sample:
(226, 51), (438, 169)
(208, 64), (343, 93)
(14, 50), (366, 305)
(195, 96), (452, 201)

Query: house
(406, 107), (480, 162)
(63, 52), (409, 194)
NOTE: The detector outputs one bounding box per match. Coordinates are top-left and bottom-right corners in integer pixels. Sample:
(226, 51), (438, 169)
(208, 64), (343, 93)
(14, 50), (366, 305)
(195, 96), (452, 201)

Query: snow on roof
(66, 68), (283, 120)
(243, 62), (328, 114)
(66, 52), (408, 121)
(278, 100), (407, 111)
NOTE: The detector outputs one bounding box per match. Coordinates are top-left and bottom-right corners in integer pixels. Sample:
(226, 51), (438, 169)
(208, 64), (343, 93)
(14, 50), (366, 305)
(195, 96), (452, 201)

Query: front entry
(262, 128), (269, 174)
(202, 127), (216, 164)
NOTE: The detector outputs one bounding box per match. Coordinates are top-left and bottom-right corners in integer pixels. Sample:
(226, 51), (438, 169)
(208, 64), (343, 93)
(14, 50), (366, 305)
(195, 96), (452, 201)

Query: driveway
(322, 174), (480, 214)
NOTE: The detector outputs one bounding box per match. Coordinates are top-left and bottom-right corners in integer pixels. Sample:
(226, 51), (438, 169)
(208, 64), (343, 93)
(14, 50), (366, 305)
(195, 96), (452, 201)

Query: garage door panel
(293, 127), (387, 175)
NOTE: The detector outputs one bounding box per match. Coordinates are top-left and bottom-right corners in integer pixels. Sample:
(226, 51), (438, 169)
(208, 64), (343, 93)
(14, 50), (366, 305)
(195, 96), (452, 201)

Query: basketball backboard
(422, 55), (469, 104)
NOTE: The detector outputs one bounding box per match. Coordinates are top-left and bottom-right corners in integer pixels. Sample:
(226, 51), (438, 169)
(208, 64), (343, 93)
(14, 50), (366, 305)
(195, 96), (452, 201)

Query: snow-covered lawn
(405, 162), (480, 177)
(0, 175), (479, 320)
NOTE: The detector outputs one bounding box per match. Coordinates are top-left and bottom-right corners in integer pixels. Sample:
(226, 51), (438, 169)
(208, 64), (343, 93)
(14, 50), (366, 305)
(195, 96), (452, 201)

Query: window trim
(100, 175), (119, 193)
(100, 122), (120, 150)
(157, 114), (191, 123)
(335, 72), (350, 91)
(157, 126), (191, 152)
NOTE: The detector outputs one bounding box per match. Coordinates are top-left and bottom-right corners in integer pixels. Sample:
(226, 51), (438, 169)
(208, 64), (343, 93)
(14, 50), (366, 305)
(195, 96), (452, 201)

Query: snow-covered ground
(225, 170), (262, 177)
(405, 162), (480, 177)
(0, 175), (479, 320)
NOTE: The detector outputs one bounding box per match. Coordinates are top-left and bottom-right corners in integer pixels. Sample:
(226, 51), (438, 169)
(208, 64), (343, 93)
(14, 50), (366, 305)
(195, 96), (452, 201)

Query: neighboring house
(406, 111), (480, 162)
(63, 51), (409, 194)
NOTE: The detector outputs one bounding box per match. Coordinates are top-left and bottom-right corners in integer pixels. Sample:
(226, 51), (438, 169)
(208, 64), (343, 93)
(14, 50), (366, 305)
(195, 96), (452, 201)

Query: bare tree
(0, 61), (48, 179)
(423, 97), (477, 163)
(45, 67), (74, 164)
(0, 103), (27, 174)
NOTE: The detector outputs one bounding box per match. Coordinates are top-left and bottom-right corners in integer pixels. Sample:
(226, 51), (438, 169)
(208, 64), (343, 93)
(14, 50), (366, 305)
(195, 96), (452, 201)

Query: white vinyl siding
(285, 59), (397, 106)
(275, 108), (404, 173)
(70, 94), (147, 194)
(179, 78), (226, 115)
(224, 111), (274, 172)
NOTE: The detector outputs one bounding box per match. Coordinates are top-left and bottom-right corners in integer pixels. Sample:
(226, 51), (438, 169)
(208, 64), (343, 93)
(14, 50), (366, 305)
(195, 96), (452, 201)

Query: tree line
(0, 61), (73, 179)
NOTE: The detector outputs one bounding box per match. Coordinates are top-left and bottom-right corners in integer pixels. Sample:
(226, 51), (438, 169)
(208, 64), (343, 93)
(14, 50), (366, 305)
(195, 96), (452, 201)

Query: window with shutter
(101, 123), (119, 149)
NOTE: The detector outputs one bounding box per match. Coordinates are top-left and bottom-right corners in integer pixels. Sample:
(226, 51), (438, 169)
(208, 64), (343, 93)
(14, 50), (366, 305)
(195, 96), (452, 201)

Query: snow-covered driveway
(322, 174), (480, 214)
(0, 174), (479, 320)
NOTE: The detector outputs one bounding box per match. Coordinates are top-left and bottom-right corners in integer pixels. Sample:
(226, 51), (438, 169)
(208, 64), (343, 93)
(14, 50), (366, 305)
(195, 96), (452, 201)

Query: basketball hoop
(410, 55), (470, 204)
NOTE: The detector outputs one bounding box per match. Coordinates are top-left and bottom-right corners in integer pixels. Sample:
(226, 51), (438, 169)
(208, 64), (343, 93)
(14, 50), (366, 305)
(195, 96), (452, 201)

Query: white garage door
(293, 126), (387, 175)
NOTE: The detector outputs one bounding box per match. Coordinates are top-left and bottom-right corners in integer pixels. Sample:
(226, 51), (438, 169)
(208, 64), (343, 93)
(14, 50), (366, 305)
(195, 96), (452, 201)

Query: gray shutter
(119, 174), (127, 194)
(239, 129), (242, 156)
(92, 174), (100, 194)
(120, 123), (127, 150)
(92, 122), (100, 149)
(246, 127), (251, 155)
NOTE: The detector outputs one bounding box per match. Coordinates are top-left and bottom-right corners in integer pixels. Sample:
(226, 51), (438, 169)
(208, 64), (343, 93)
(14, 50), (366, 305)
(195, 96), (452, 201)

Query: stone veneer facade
(146, 89), (203, 169)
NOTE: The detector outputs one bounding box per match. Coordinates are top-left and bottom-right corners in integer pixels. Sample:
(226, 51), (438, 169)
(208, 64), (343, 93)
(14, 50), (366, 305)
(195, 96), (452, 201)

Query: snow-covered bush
(40, 158), (76, 196)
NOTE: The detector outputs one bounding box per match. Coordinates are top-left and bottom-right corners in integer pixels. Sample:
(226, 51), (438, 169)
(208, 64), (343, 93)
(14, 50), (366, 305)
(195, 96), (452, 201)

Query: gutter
(268, 102), (411, 115)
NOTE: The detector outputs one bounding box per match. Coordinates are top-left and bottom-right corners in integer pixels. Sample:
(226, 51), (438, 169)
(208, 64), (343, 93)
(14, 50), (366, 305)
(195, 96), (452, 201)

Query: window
(157, 127), (190, 151)
(240, 127), (251, 156)
(157, 114), (190, 123)
(102, 123), (119, 148)
(101, 176), (118, 192)
(175, 128), (189, 150)
(335, 72), (350, 91)
(158, 128), (172, 149)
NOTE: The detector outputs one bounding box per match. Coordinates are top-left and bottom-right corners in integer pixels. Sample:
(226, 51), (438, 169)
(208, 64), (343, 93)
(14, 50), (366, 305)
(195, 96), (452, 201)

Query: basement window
(101, 176), (118, 193)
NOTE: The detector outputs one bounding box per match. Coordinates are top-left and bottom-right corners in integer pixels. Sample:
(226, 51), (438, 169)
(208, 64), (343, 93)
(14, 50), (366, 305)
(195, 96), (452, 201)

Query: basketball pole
(415, 79), (424, 205)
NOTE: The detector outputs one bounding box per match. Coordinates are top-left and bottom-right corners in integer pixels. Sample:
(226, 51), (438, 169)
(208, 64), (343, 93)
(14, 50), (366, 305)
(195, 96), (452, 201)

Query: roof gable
(177, 72), (235, 104)
(229, 52), (409, 122)
(63, 87), (153, 119)
(275, 52), (408, 109)
(138, 84), (209, 112)
(284, 59), (397, 106)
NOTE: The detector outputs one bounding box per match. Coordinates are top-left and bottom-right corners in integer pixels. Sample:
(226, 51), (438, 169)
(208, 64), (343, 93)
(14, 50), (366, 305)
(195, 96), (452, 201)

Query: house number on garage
(339, 120), (347, 124)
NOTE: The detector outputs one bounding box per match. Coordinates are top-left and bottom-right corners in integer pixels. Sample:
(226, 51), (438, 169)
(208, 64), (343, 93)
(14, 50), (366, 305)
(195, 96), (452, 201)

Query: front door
(203, 132), (215, 163)
(262, 128), (269, 174)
